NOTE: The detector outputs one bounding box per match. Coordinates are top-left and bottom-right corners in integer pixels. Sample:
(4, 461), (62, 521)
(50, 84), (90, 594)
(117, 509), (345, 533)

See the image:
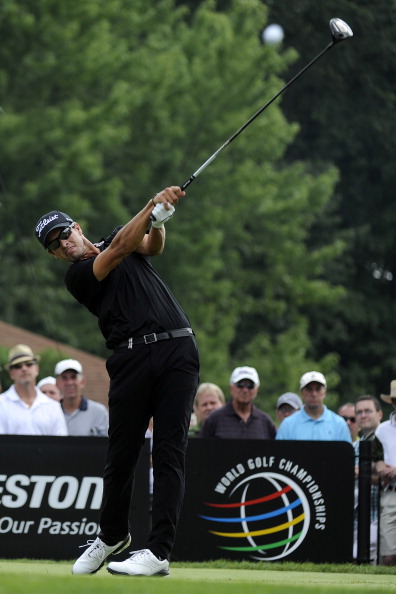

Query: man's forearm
(112, 200), (154, 256)
(138, 225), (166, 256)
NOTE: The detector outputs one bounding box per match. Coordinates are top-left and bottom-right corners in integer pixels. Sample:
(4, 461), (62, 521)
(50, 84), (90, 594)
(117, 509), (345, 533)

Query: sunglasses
(10, 361), (36, 370)
(235, 380), (255, 390)
(341, 416), (356, 423)
(46, 223), (75, 252)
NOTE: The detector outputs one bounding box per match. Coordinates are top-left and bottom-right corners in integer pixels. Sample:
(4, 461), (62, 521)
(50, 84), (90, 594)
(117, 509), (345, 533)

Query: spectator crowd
(0, 343), (395, 566)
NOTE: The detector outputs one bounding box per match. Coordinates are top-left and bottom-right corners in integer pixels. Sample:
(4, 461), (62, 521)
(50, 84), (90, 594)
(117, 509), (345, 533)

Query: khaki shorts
(380, 489), (396, 556)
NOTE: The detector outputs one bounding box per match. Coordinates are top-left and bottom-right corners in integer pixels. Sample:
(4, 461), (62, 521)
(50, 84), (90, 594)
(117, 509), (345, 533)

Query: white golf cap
(37, 376), (56, 389)
(300, 371), (326, 390)
(277, 392), (303, 410)
(54, 359), (83, 376)
(230, 366), (260, 387)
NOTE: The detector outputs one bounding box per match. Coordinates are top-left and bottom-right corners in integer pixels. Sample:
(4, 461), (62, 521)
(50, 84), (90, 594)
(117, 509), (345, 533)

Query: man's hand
(376, 461), (396, 485)
(151, 202), (175, 228)
(150, 186), (185, 227)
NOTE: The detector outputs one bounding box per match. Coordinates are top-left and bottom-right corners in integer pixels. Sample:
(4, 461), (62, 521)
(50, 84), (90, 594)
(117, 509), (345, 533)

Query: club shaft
(181, 40), (334, 191)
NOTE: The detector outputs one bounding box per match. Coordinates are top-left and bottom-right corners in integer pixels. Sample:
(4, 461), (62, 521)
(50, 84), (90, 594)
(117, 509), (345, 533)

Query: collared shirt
(276, 405), (352, 442)
(65, 228), (191, 349)
(375, 412), (396, 466)
(61, 396), (109, 436)
(0, 385), (68, 436)
(198, 401), (276, 439)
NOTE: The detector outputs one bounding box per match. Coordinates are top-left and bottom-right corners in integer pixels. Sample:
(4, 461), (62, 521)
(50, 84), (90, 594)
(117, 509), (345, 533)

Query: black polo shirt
(65, 227), (191, 349)
(199, 401), (277, 439)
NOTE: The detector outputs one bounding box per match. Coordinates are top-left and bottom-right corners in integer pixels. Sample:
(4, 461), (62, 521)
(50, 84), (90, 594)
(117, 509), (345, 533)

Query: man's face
(301, 381), (326, 410)
(338, 404), (359, 440)
(56, 370), (85, 402)
(194, 390), (223, 424)
(40, 383), (61, 401)
(230, 378), (258, 406)
(277, 403), (296, 423)
(46, 224), (85, 262)
(8, 360), (39, 387)
(355, 399), (382, 433)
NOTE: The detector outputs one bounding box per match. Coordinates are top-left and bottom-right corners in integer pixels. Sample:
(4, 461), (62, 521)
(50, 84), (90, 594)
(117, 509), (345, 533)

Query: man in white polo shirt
(55, 358), (109, 436)
(0, 344), (67, 435)
(375, 380), (396, 565)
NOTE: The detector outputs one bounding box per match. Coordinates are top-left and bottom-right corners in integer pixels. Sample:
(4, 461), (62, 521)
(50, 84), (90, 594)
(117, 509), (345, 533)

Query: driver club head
(330, 18), (353, 44)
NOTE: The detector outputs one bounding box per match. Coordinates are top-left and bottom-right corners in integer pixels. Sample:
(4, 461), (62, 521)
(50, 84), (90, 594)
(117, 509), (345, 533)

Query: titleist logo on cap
(35, 214), (59, 237)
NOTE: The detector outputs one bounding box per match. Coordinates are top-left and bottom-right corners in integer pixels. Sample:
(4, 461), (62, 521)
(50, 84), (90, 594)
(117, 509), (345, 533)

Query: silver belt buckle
(144, 333), (157, 344)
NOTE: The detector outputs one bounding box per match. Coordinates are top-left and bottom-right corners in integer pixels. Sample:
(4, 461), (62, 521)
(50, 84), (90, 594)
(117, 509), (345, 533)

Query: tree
(267, 0), (396, 396)
(0, 0), (344, 408)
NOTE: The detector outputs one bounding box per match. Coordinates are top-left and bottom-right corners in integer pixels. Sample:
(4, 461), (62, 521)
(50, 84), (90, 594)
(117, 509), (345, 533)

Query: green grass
(1, 559), (396, 594)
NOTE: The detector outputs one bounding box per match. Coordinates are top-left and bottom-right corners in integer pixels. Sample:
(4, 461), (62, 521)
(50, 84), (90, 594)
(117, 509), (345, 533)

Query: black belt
(115, 327), (194, 350)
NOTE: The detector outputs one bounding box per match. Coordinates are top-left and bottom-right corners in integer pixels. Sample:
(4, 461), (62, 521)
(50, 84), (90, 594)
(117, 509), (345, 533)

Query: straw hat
(380, 380), (396, 404)
(5, 344), (40, 371)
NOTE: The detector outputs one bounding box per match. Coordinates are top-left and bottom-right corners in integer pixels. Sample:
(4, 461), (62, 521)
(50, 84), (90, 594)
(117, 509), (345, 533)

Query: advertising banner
(173, 439), (355, 563)
(0, 436), (150, 560)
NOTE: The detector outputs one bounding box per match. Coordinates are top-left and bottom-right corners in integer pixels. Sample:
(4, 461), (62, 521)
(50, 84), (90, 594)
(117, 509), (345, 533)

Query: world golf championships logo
(200, 472), (311, 560)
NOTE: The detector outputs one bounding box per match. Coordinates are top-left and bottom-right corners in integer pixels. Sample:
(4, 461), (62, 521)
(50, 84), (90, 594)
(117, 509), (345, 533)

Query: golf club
(180, 18), (353, 191)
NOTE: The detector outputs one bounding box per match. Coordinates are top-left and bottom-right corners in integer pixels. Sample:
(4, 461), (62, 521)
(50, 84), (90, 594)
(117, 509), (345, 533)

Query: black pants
(98, 336), (199, 560)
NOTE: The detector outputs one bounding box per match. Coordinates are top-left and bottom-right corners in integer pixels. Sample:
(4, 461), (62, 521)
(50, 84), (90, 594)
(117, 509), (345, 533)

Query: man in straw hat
(0, 344), (67, 436)
(374, 380), (396, 565)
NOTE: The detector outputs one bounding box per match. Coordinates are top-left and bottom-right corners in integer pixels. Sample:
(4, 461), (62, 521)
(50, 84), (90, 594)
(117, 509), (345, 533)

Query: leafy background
(0, 0), (394, 415)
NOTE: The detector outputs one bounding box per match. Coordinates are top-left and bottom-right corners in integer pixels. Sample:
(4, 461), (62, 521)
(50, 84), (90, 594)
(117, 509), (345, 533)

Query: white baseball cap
(300, 371), (326, 390)
(54, 359), (83, 376)
(230, 366), (260, 387)
(37, 376), (56, 389)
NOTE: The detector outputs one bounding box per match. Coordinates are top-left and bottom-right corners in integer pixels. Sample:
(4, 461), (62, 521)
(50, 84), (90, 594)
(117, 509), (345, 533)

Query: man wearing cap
(275, 392), (303, 426)
(34, 186), (199, 577)
(199, 366), (276, 439)
(276, 371), (352, 442)
(37, 376), (61, 401)
(55, 359), (109, 436)
(374, 381), (396, 565)
(0, 345), (67, 436)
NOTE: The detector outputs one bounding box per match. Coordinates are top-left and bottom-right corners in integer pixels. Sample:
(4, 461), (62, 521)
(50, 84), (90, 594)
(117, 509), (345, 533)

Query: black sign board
(173, 439), (354, 563)
(0, 436), (150, 560)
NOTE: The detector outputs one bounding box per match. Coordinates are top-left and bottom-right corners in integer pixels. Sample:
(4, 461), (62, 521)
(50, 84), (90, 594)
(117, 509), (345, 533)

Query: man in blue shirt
(276, 371), (352, 443)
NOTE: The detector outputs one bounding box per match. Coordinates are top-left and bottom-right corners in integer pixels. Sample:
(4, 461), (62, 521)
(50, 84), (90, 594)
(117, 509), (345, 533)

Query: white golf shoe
(72, 534), (131, 574)
(107, 548), (170, 576)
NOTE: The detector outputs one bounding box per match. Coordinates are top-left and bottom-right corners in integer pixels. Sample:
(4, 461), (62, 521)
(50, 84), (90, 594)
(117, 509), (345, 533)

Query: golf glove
(151, 202), (175, 228)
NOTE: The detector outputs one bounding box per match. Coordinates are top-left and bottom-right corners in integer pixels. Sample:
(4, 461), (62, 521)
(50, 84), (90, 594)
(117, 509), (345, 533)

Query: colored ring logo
(200, 472), (311, 560)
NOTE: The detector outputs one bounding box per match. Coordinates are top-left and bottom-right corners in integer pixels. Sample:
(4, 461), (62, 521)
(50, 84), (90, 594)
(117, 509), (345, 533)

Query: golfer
(35, 186), (200, 577)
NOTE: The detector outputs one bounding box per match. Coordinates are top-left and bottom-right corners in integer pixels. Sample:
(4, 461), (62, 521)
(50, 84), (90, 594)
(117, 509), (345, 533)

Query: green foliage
(267, 0), (396, 398)
(0, 0), (345, 405)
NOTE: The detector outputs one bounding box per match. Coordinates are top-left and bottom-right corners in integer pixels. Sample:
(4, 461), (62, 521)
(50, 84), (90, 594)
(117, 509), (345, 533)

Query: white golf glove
(151, 202), (175, 228)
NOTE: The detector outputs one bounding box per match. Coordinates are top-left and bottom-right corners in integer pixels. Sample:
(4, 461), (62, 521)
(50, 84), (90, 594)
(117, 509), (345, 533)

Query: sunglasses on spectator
(235, 380), (255, 390)
(341, 416), (356, 423)
(10, 361), (36, 370)
(46, 223), (76, 252)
